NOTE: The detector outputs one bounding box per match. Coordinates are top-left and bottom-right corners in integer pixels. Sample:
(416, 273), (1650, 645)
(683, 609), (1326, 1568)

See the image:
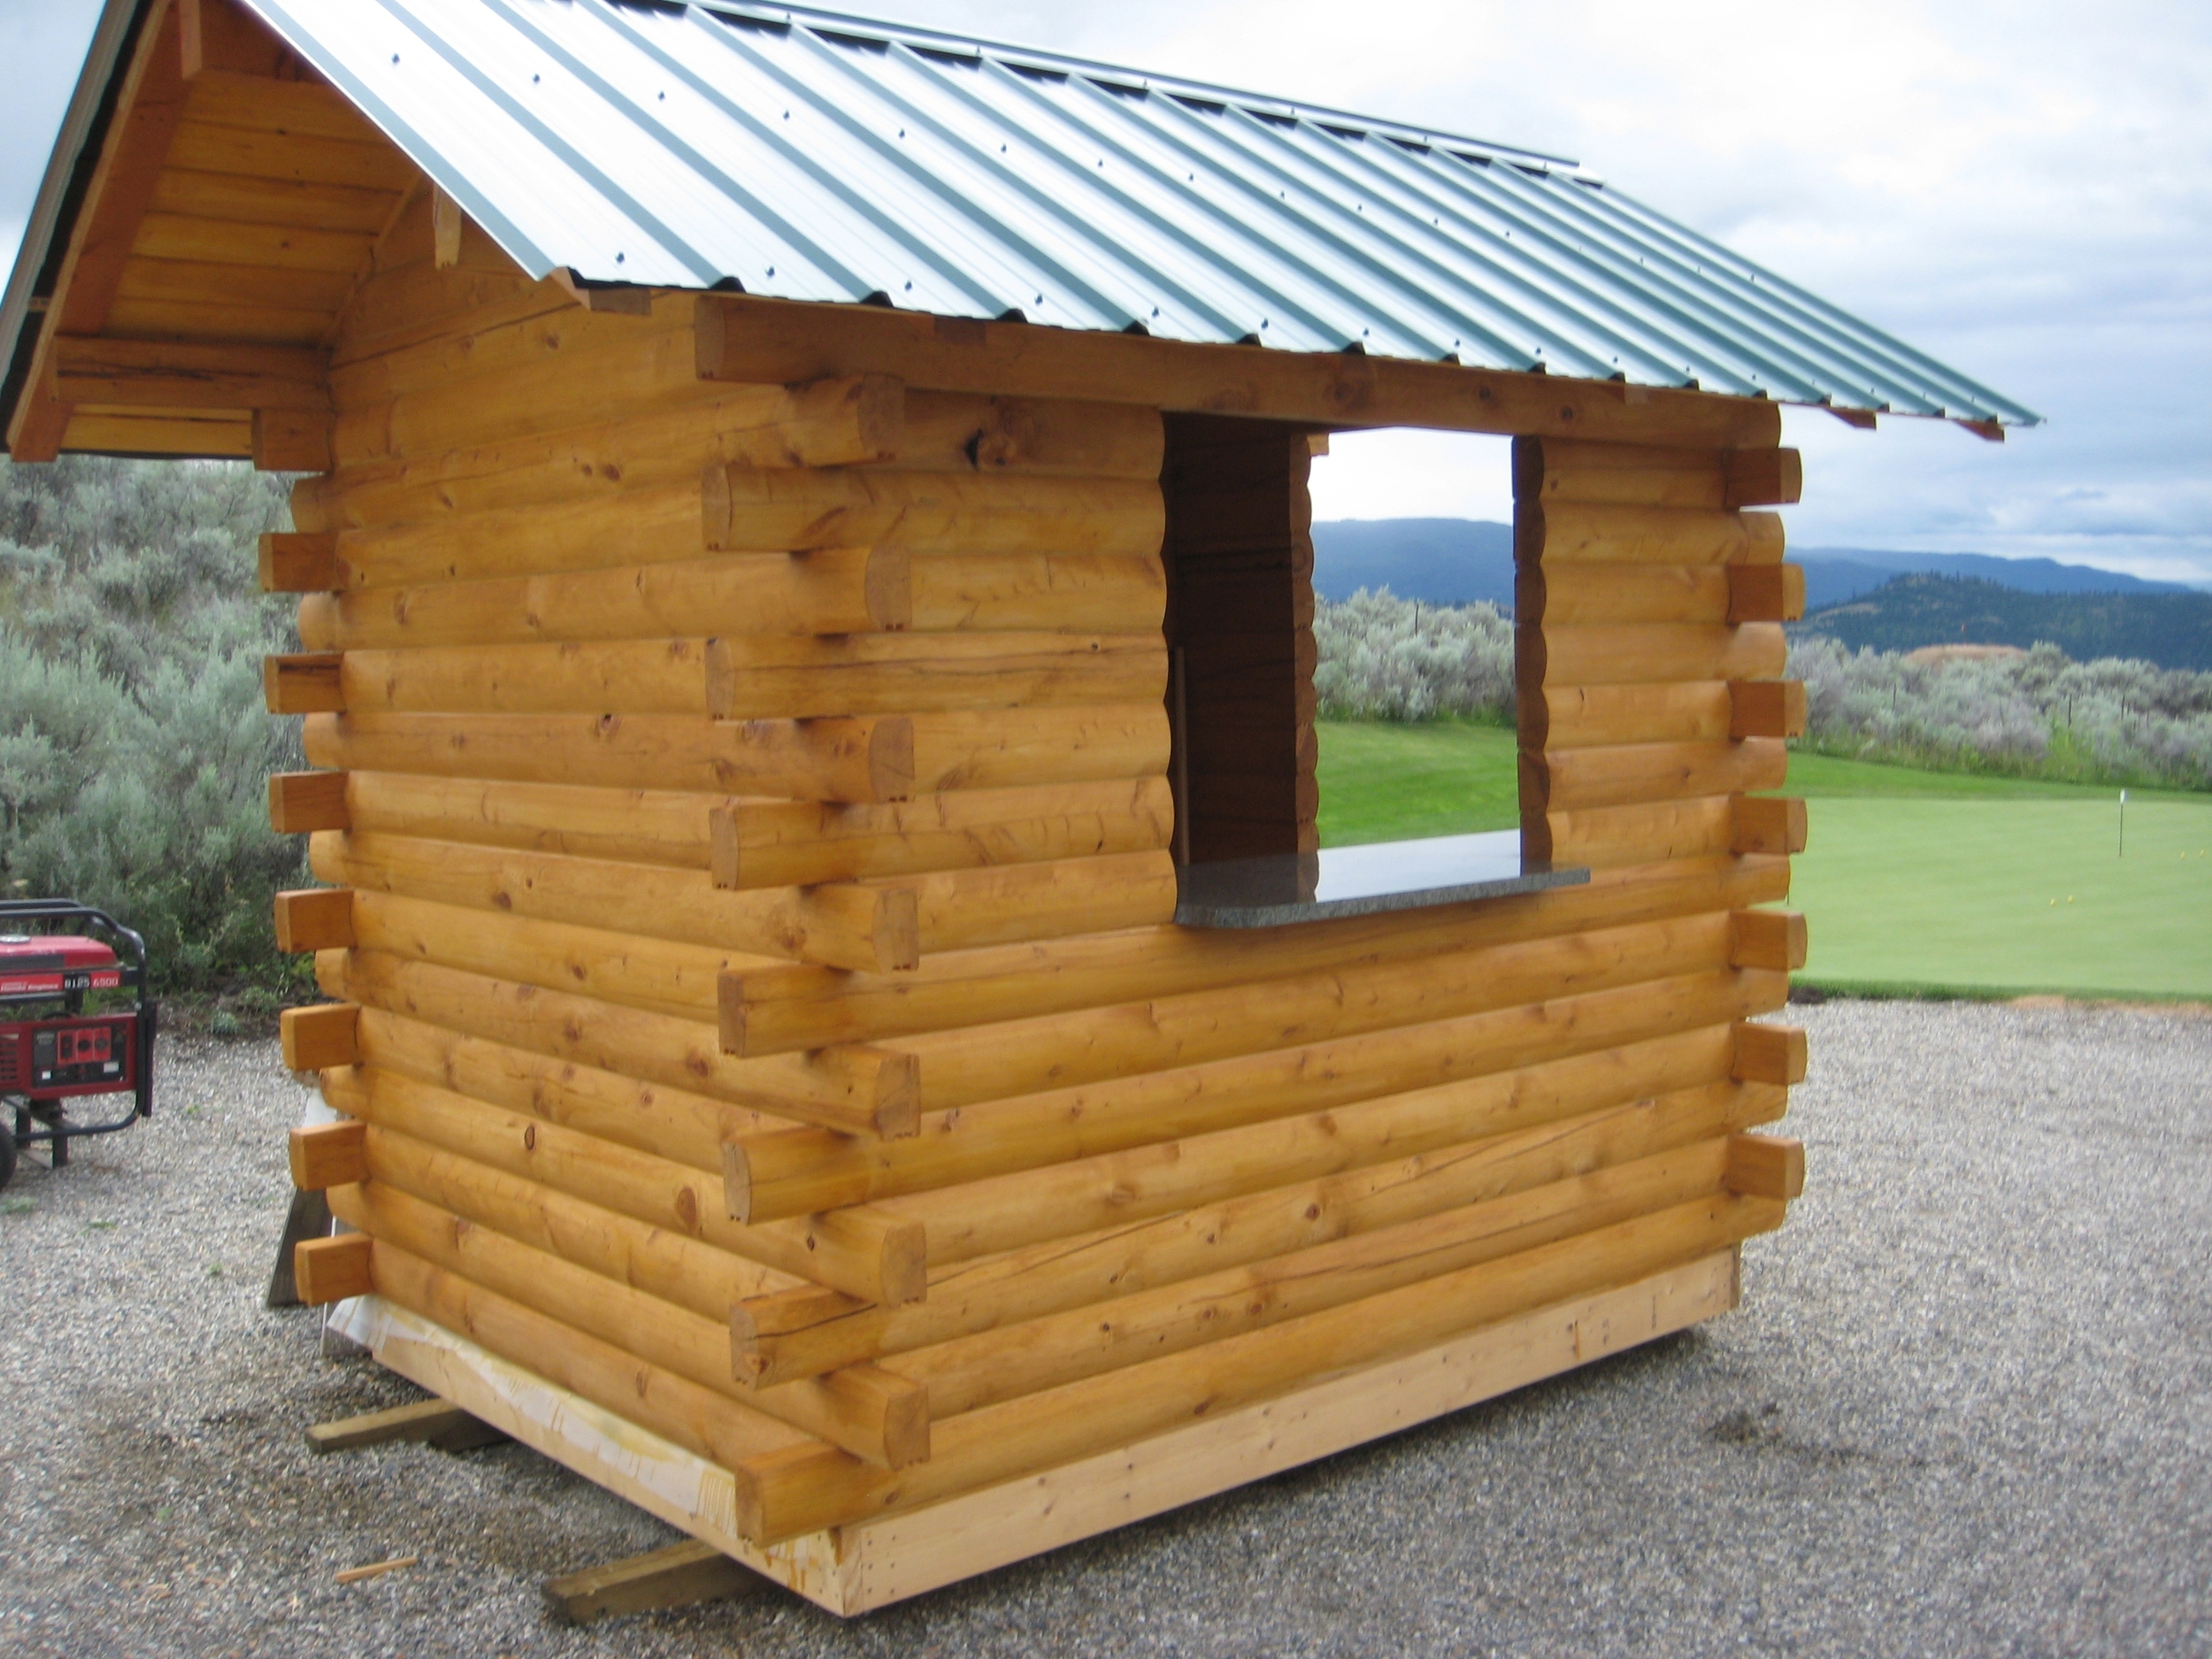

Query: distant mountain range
(1795, 574), (2212, 672)
(1311, 518), (2210, 669)
(1312, 518), (2203, 612)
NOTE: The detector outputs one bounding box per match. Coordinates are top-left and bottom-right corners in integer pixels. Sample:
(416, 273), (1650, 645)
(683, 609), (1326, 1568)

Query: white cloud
(5, 0), (2206, 581)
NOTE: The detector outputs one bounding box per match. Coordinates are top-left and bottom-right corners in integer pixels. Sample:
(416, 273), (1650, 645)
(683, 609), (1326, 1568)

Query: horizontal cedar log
(1728, 563), (1807, 624)
(734, 1193), (1787, 1542)
(1523, 623), (1787, 690)
(725, 851), (1789, 1085)
(899, 1048), (1763, 1269)
(273, 887), (354, 953)
(1525, 738), (1787, 814)
(1733, 1023), (1809, 1086)
(320, 771), (1171, 883)
(725, 964), (1787, 1224)
(50, 334), (330, 411)
(1723, 449), (1803, 509)
(288, 1118), (367, 1190)
(1516, 502), (1785, 566)
(1732, 795), (1809, 856)
(1512, 438), (1801, 510)
(281, 1002), (357, 1071)
(695, 293), (1782, 449)
(326, 481), (702, 588)
(736, 1066), (1780, 1383)
(1729, 680), (1809, 740)
(893, 1137), (1747, 1417)
(330, 1152), (928, 1467)
(318, 834), (903, 974)
(354, 1005), (763, 1171)
(301, 706), (1167, 802)
(270, 770), (349, 833)
(260, 532), (339, 592)
(1541, 797), (1738, 871)
(364, 1240), (812, 1480)
(720, 907), (1732, 1059)
(1518, 562), (1726, 627)
(1517, 564), (1808, 631)
(294, 1233), (373, 1305)
(1724, 1133), (1806, 1201)
(319, 834), (1174, 970)
(343, 889), (780, 1024)
(703, 465), (1164, 557)
(322, 949), (918, 1137)
(264, 653), (343, 714)
(704, 633), (1165, 720)
(253, 407), (330, 472)
(302, 710), (912, 803)
(1532, 683), (1735, 751)
(325, 1064), (926, 1308)
(301, 384), (1160, 526)
(330, 303), (706, 465)
(342, 771), (718, 868)
(714, 778), (1174, 889)
(1730, 909), (1808, 972)
(295, 550), (1166, 650)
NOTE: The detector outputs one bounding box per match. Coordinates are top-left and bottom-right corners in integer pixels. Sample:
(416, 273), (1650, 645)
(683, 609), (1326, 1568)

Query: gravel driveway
(2, 1000), (2207, 1658)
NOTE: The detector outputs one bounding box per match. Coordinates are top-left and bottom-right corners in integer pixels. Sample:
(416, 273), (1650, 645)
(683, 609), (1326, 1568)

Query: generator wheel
(0, 1117), (15, 1192)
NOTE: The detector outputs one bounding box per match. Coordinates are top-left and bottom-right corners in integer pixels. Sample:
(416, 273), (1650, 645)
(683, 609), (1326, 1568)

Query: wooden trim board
(329, 1248), (1740, 1616)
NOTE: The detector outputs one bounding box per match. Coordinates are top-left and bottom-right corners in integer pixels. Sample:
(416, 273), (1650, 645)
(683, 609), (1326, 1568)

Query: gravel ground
(2, 1001), (2208, 1658)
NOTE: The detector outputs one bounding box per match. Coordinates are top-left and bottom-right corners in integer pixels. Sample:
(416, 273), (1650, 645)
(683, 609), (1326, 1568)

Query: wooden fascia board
(52, 335), (331, 411)
(697, 293), (1785, 449)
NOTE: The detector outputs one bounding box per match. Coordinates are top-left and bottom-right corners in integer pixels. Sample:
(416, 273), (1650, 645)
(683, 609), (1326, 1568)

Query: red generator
(0, 901), (157, 1191)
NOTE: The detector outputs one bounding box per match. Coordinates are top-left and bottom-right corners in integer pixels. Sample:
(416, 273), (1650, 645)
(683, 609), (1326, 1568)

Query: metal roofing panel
(231, 0), (2037, 426)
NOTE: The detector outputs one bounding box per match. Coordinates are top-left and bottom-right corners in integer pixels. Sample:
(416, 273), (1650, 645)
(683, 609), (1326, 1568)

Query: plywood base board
(329, 1248), (1740, 1616)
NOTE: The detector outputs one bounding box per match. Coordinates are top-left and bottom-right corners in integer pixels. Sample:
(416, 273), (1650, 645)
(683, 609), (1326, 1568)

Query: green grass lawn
(1317, 720), (2212, 1000)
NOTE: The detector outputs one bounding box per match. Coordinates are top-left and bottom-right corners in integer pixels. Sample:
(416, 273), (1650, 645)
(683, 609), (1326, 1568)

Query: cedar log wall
(35, 3), (1807, 1550)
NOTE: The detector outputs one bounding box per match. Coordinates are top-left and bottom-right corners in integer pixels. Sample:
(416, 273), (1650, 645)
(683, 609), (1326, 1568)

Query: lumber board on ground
(305, 1397), (509, 1455)
(340, 1249), (1740, 1614)
(543, 1540), (766, 1625)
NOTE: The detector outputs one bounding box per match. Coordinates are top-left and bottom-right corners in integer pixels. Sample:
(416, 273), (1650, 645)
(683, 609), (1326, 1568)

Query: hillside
(1796, 573), (2212, 671)
(1310, 518), (2197, 614)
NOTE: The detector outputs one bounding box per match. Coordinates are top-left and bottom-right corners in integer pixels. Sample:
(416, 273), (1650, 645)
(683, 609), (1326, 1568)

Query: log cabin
(2, 0), (2037, 1614)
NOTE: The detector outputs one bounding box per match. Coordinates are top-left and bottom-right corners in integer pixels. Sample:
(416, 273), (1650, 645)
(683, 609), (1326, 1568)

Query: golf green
(1316, 720), (2212, 1000)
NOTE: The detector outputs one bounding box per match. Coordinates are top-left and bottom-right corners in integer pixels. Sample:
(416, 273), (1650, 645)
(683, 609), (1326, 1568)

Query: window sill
(1172, 830), (1590, 928)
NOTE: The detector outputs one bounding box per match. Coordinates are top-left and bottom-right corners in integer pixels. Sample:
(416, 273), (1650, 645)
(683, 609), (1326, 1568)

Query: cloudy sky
(5, 0), (2208, 583)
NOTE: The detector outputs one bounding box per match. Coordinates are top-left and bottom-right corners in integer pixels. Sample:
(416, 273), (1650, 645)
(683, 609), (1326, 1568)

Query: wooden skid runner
(331, 1249), (1738, 1616)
